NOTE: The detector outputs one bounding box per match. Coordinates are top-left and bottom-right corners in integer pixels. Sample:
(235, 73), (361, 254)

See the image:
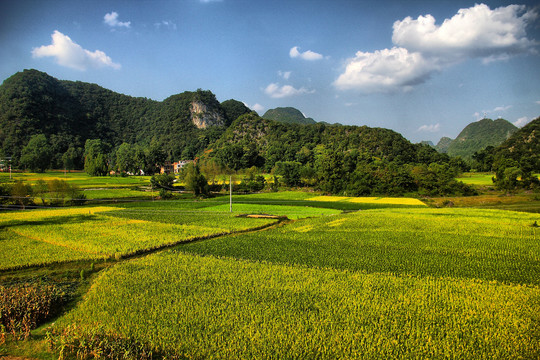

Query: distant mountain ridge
(435, 137), (453, 153)
(262, 107), (316, 125)
(434, 118), (517, 158)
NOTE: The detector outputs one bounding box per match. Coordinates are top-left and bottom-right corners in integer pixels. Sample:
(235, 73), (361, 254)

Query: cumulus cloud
(290, 46), (324, 61)
(251, 103), (265, 113)
(335, 4), (538, 93)
(513, 116), (531, 127)
(418, 123), (441, 133)
(333, 47), (438, 93)
(104, 11), (131, 28)
(392, 4), (537, 62)
(32, 31), (121, 71)
(264, 83), (314, 98)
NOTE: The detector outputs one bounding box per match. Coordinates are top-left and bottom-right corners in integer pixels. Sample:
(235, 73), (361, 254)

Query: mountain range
(0, 69), (537, 174)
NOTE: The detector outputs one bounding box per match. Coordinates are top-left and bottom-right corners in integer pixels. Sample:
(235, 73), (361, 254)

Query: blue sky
(1, 0), (539, 143)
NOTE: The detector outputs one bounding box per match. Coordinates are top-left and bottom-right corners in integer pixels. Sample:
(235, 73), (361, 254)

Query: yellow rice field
(306, 195), (426, 206)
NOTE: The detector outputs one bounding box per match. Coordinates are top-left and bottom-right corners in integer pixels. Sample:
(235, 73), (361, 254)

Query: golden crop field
(42, 205), (540, 359)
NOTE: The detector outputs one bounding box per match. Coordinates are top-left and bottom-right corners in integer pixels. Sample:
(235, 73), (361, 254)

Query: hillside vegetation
(1, 69), (481, 197)
(262, 107), (317, 125)
(0, 69), (250, 166)
(443, 118), (517, 158)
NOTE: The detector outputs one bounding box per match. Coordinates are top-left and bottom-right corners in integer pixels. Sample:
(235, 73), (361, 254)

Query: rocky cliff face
(190, 101), (225, 129)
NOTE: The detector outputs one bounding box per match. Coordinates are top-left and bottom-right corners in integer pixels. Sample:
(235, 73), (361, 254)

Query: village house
(161, 160), (193, 174)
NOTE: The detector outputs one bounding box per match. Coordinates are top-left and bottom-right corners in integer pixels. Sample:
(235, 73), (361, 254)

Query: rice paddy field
(0, 171), (152, 189)
(1, 189), (540, 359)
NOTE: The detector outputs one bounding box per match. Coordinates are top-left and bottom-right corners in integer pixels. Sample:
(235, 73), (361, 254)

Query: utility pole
(229, 175), (232, 213)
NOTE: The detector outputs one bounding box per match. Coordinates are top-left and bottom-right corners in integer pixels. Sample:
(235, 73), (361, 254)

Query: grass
(427, 193), (540, 213)
(82, 188), (154, 199)
(457, 173), (495, 186)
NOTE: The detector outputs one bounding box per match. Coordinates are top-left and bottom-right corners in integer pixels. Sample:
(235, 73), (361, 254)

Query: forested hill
(1, 69), (481, 195)
(262, 107), (316, 125)
(444, 118), (517, 158)
(0, 69), (250, 166)
(201, 112), (464, 195)
(494, 117), (540, 172)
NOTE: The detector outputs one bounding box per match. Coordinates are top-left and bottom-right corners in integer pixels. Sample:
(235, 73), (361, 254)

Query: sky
(1, 0), (539, 144)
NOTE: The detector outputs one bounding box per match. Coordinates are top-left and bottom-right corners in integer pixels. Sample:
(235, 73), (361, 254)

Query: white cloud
(289, 46), (324, 61)
(244, 102), (265, 113)
(536, 100), (540, 105)
(251, 103), (265, 113)
(200, 0), (223, 3)
(264, 83), (314, 98)
(278, 70), (291, 80)
(32, 31), (121, 71)
(104, 12), (131, 28)
(336, 4), (538, 93)
(333, 47), (438, 93)
(513, 116), (531, 127)
(418, 123), (441, 133)
(392, 4), (537, 63)
(493, 105), (512, 112)
(155, 20), (177, 30)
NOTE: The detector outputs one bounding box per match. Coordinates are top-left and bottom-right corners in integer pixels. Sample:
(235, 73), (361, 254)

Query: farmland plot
(54, 250), (540, 359)
(182, 208), (540, 286)
(49, 207), (540, 359)
(0, 206), (275, 270)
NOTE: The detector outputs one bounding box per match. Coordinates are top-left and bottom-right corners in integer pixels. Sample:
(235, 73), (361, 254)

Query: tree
(145, 139), (167, 175)
(48, 179), (70, 205)
(19, 134), (52, 172)
(34, 179), (49, 205)
(150, 173), (176, 189)
(62, 145), (83, 172)
(183, 163), (208, 196)
(84, 139), (108, 176)
(11, 180), (33, 209)
(116, 143), (135, 174)
(274, 161), (302, 187)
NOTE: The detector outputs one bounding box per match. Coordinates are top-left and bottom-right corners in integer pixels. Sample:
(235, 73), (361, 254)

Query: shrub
(0, 283), (66, 340)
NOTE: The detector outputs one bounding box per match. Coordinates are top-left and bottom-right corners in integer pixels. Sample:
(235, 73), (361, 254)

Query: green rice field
(1, 190), (539, 359)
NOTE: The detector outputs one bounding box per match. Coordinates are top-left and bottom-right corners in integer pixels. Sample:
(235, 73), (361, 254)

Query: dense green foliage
(469, 117), (540, 190)
(445, 118), (517, 158)
(220, 99), (252, 126)
(0, 70), (236, 169)
(209, 113), (472, 195)
(0, 69), (508, 196)
(262, 106), (317, 125)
